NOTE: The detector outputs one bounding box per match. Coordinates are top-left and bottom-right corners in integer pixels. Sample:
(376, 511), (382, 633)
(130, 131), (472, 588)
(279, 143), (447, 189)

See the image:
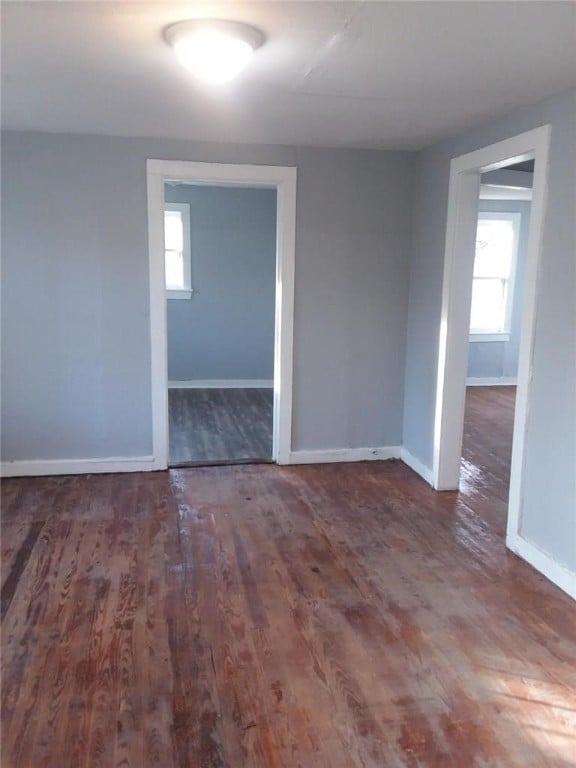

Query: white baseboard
(288, 446), (401, 465)
(466, 377), (518, 387)
(168, 379), (273, 389)
(0, 455), (162, 478)
(507, 533), (576, 601)
(400, 448), (434, 485)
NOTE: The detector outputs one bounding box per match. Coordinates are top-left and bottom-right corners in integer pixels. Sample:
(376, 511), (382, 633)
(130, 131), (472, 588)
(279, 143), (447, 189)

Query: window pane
(474, 218), (515, 278)
(165, 249), (184, 289)
(470, 278), (506, 332)
(164, 210), (183, 252)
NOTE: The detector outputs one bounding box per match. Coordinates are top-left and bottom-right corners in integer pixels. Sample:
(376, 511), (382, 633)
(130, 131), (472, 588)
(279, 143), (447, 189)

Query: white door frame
(433, 126), (551, 545)
(146, 159), (297, 469)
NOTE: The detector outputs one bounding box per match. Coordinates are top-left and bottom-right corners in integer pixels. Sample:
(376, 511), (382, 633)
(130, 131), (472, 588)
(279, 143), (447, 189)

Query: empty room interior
(1, 2), (575, 767)
(165, 181), (276, 465)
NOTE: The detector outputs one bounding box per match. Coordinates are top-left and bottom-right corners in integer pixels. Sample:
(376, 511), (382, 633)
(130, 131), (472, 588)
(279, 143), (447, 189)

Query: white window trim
(165, 202), (192, 299)
(469, 210), (521, 339)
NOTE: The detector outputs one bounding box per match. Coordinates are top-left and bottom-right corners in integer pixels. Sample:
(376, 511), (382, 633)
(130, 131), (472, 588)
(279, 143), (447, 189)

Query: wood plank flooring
(462, 385), (516, 526)
(168, 388), (273, 465)
(2, 385), (575, 767)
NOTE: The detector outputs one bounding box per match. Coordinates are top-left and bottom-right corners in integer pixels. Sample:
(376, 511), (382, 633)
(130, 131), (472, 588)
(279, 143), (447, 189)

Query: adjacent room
(1, 2), (575, 767)
(164, 181), (277, 465)
(461, 158), (533, 526)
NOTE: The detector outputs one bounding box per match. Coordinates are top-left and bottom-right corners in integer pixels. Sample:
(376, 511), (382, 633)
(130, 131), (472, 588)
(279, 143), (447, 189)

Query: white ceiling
(2, 1), (576, 150)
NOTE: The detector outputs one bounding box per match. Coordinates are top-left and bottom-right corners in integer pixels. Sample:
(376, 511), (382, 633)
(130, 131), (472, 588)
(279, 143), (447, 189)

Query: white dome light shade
(174, 33), (252, 83)
(165, 20), (264, 84)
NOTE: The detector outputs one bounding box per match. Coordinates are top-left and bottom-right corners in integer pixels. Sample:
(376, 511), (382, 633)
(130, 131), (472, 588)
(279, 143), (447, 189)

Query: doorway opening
(462, 159), (533, 523)
(433, 126), (550, 557)
(147, 161), (297, 470)
(165, 182), (276, 466)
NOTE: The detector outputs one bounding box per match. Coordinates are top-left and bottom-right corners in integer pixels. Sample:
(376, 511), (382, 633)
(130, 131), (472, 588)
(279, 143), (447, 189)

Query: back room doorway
(432, 126), (551, 570)
(147, 160), (297, 471)
(165, 181), (276, 465)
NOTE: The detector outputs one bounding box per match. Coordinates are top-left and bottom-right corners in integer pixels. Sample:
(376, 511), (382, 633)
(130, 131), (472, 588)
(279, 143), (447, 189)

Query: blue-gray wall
(1, 132), (415, 460)
(467, 199), (532, 380)
(165, 184), (276, 382)
(403, 88), (576, 572)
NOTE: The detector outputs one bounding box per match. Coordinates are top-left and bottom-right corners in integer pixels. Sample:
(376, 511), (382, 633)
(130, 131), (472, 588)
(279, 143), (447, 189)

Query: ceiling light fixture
(164, 20), (264, 84)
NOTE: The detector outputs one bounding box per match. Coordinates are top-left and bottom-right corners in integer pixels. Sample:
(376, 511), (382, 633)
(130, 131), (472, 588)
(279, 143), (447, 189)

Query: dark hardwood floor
(2, 384), (575, 767)
(168, 388), (273, 465)
(462, 385), (516, 524)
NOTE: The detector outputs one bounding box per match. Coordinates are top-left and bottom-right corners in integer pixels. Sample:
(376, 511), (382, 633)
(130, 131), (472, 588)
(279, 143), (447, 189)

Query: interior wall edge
(399, 447), (434, 486)
(507, 532), (576, 601)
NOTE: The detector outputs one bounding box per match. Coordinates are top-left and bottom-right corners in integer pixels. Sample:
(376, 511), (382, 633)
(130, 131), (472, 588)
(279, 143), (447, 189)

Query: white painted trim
(288, 446), (401, 465)
(466, 377), (517, 387)
(147, 159), (297, 469)
(0, 456), (159, 478)
(400, 448), (434, 485)
(507, 533), (576, 601)
(167, 289), (192, 300)
(147, 168), (170, 470)
(433, 167), (480, 490)
(433, 126), (554, 576)
(469, 333), (510, 343)
(434, 126), (549, 490)
(168, 379), (273, 389)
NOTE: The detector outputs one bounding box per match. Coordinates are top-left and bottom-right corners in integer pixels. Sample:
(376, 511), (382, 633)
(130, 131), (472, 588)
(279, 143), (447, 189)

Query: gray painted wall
(467, 199), (532, 380)
(165, 184), (276, 382)
(402, 88), (576, 571)
(1, 132), (415, 460)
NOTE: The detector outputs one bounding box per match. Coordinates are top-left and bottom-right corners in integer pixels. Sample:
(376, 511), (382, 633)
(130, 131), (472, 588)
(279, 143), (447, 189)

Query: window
(469, 211), (520, 341)
(164, 203), (192, 299)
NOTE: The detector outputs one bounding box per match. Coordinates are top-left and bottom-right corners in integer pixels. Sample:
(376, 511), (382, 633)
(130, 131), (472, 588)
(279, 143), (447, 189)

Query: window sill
(469, 332), (510, 343)
(167, 289), (193, 300)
